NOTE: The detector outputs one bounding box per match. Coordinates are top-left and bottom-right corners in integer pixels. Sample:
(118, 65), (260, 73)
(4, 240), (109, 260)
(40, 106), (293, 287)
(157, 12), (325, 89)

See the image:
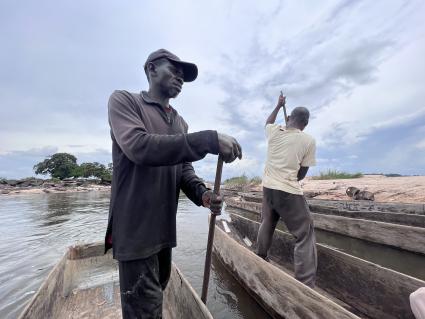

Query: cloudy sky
(1, 0), (424, 180)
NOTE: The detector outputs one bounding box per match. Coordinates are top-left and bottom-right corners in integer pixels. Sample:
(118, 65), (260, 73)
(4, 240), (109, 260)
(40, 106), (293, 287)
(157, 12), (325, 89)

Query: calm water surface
(0, 191), (270, 319)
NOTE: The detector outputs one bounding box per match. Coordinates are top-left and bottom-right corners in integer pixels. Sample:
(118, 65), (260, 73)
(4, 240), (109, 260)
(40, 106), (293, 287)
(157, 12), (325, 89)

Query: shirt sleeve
(265, 123), (279, 139)
(180, 162), (208, 206)
(108, 90), (219, 166)
(179, 118), (209, 206)
(301, 139), (316, 167)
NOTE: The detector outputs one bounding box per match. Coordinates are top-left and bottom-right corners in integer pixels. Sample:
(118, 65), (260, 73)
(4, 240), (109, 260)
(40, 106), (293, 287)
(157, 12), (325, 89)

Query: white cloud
(310, 35), (425, 148)
(416, 139), (425, 150)
(1, 0), (425, 178)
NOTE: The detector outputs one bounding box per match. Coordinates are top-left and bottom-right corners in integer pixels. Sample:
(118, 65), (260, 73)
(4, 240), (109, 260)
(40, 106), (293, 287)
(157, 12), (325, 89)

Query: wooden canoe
(225, 197), (425, 255)
(237, 191), (425, 215)
(214, 213), (425, 319)
(18, 242), (213, 319)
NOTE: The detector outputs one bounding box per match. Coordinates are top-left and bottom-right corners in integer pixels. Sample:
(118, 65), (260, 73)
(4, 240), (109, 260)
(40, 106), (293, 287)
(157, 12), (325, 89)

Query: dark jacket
(105, 90), (219, 261)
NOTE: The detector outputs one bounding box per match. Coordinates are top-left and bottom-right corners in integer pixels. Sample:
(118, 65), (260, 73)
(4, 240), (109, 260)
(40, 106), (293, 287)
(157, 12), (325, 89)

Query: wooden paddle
(201, 156), (224, 303)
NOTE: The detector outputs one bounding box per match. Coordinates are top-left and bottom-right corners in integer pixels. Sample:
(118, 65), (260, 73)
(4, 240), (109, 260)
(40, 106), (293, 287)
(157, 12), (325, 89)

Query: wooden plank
(312, 214), (425, 255)
(310, 205), (425, 228)
(226, 198), (262, 213)
(18, 252), (68, 319)
(308, 198), (425, 215)
(226, 198), (425, 254)
(68, 242), (105, 260)
(164, 265), (213, 319)
(236, 192), (425, 215)
(213, 224), (361, 319)
(228, 213), (424, 319)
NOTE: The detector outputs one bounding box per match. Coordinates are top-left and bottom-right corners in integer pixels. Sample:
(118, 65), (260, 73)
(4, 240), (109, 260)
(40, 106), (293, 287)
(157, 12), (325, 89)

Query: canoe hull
(18, 242), (212, 319)
(213, 219), (360, 319)
(225, 213), (424, 319)
(225, 197), (425, 255)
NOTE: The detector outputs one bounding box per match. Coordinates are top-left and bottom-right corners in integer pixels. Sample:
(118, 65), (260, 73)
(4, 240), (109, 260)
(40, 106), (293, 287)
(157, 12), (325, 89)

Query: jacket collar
(140, 91), (176, 113)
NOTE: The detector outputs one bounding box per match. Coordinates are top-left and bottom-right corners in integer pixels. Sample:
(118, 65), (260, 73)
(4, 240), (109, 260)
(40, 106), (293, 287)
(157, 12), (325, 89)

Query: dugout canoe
(233, 192), (425, 227)
(214, 213), (425, 319)
(237, 191), (425, 215)
(225, 197), (425, 255)
(18, 242), (212, 319)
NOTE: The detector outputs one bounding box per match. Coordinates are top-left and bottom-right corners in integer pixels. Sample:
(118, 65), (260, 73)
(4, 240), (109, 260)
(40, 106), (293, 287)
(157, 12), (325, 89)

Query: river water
(0, 191), (270, 319)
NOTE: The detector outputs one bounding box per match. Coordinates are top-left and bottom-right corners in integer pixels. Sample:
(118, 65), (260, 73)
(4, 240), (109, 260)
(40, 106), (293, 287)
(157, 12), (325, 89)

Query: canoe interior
(225, 197), (425, 255)
(219, 213), (424, 319)
(227, 195), (425, 228)
(310, 204), (425, 228)
(226, 205), (425, 281)
(213, 216), (361, 319)
(18, 242), (212, 319)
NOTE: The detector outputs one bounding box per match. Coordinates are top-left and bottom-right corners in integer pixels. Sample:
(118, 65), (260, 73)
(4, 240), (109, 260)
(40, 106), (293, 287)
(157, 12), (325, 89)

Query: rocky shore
(0, 177), (111, 195)
(221, 175), (425, 204)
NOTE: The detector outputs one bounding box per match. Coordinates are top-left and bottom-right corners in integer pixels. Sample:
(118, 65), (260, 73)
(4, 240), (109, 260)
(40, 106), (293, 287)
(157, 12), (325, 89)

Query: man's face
(151, 59), (184, 99)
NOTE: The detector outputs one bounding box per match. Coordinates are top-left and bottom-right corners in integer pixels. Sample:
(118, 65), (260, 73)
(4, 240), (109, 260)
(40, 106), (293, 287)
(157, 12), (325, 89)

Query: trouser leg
(275, 192), (317, 287)
(157, 248), (172, 290)
(256, 187), (280, 259)
(118, 248), (172, 319)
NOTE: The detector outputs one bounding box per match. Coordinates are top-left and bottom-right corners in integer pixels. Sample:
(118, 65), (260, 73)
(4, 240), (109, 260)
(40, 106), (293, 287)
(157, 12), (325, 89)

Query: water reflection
(209, 254), (272, 319)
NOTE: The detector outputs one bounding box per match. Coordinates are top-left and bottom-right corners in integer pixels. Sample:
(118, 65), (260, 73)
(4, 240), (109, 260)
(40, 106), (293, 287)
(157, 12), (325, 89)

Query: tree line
(33, 153), (112, 182)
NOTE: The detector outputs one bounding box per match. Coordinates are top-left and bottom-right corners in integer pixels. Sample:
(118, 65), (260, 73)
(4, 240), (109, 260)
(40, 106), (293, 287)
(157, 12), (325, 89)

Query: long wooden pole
(201, 156), (224, 303)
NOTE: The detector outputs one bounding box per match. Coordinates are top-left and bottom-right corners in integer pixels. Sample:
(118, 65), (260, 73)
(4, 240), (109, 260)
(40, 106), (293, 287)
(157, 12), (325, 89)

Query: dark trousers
(256, 187), (317, 287)
(118, 248), (172, 319)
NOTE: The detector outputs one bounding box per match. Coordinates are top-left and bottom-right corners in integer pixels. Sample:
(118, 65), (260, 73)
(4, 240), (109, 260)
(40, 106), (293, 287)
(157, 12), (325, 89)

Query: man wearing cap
(105, 49), (242, 318)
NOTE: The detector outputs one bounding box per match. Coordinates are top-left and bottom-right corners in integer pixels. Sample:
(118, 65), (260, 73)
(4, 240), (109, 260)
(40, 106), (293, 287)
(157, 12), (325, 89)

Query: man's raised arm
(266, 93), (286, 125)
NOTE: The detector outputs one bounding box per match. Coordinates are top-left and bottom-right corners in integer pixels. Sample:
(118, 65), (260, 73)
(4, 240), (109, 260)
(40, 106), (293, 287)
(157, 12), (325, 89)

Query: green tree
(100, 163), (113, 183)
(33, 153), (79, 180)
(79, 162), (105, 178)
(78, 162), (112, 183)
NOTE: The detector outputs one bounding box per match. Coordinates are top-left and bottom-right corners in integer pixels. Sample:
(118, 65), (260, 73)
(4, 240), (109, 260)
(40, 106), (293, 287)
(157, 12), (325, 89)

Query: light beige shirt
(263, 124), (316, 195)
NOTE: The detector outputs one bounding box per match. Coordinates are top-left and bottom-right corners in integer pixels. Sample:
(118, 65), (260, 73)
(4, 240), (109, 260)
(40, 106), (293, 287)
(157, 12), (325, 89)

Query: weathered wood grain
(226, 213), (424, 319)
(19, 242), (212, 319)
(310, 205), (425, 227)
(313, 214), (425, 255)
(308, 198), (425, 215)
(18, 252), (68, 319)
(214, 223), (361, 319)
(225, 198), (425, 254)
(236, 192), (425, 215)
(164, 266), (213, 319)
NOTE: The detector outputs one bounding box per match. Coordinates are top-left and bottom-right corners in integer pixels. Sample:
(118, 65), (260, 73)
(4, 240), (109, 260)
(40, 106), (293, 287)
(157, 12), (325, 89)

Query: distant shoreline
(0, 178), (111, 196)
(0, 185), (111, 196)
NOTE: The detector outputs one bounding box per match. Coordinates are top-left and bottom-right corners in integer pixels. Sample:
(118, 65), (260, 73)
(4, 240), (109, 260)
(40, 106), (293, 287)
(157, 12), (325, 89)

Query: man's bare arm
(266, 93), (286, 125)
(298, 166), (309, 181)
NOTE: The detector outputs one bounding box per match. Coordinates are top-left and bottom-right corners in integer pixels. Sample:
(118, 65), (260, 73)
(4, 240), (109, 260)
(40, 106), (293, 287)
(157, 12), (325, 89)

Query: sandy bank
(228, 175), (425, 204)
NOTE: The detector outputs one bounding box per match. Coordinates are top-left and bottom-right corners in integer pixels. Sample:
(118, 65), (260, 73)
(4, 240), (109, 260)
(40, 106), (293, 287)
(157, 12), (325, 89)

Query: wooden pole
(281, 90), (288, 125)
(201, 156), (224, 303)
